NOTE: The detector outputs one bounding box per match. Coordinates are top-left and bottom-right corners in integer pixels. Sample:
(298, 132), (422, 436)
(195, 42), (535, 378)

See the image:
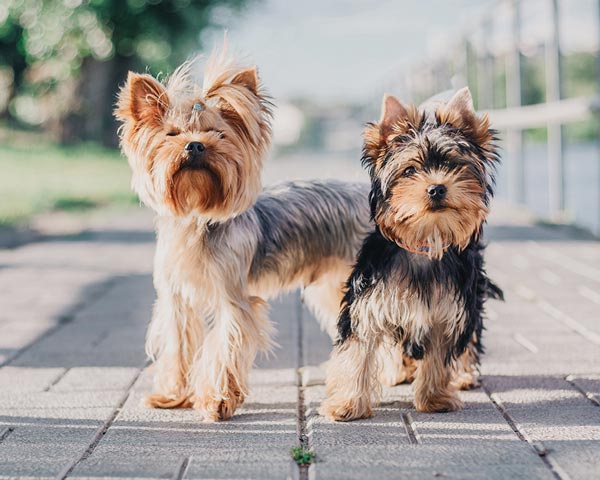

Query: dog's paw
(144, 393), (192, 409)
(319, 397), (373, 422)
(452, 371), (480, 391)
(191, 392), (245, 422)
(414, 392), (464, 413)
(379, 362), (418, 386)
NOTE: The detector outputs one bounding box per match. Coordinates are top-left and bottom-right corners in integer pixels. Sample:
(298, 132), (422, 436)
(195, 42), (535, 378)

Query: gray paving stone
(508, 405), (600, 441)
(0, 366), (64, 392)
(311, 463), (555, 480)
(569, 375), (600, 405)
(0, 424), (98, 477)
(256, 294), (299, 370)
(483, 375), (587, 408)
(0, 390), (124, 409)
(539, 440), (600, 480)
(413, 408), (528, 445)
(301, 304), (332, 368)
(485, 395), (600, 479)
(185, 460), (295, 480)
(51, 367), (139, 392)
(71, 412), (298, 478)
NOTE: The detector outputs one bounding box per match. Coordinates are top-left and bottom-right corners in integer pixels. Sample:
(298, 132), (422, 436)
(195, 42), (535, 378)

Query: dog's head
(362, 88), (499, 259)
(115, 50), (272, 220)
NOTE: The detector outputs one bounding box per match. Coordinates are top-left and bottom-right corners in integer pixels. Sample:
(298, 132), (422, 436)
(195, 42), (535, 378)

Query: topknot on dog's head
(115, 47), (272, 152)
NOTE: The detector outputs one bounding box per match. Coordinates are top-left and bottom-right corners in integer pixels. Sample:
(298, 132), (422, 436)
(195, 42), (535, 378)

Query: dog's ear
(362, 94), (417, 172)
(116, 72), (169, 127)
(445, 87), (476, 117)
(438, 87), (492, 146)
(380, 94), (409, 140)
(230, 67), (259, 95)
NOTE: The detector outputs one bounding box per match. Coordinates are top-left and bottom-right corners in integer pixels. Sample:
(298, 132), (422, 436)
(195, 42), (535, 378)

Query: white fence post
(546, 0), (565, 220)
(505, 0), (524, 204)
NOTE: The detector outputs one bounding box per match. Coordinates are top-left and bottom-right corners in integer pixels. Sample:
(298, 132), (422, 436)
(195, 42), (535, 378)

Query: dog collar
(395, 241), (431, 255)
(395, 241), (450, 256)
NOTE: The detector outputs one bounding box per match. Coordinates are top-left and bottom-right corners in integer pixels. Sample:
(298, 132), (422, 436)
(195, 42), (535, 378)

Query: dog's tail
(486, 279), (504, 301)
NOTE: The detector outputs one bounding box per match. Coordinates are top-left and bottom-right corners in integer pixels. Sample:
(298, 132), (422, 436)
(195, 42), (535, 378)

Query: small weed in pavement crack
(291, 446), (316, 466)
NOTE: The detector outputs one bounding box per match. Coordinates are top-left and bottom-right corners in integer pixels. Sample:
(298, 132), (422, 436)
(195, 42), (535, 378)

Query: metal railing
(392, 0), (600, 234)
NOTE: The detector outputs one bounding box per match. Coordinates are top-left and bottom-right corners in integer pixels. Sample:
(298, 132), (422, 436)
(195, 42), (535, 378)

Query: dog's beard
(376, 172), (488, 259)
(115, 52), (272, 221)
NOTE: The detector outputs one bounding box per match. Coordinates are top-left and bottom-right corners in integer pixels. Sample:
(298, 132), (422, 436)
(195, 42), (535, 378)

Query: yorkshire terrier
(320, 88), (503, 421)
(114, 49), (372, 421)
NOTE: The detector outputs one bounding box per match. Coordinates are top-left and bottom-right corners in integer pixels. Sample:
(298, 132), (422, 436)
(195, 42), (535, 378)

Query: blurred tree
(0, 0), (252, 145)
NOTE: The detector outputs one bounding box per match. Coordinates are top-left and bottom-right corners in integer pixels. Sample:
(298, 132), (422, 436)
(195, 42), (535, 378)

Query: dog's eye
(402, 166), (417, 177)
(166, 130), (180, 137)
(208, 129), (225, 139)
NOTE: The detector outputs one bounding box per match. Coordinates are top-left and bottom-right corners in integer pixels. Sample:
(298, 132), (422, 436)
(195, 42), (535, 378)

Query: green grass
(291, 446), (316, 466)
(0, 138), (138, 227)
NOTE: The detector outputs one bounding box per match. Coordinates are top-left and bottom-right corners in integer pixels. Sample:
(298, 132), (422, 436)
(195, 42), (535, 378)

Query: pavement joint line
(44, 368), (70, 392)
(171, 456), (191, 480)
(0, 426), (14, 444)
(90, 330), (110, 348)
(508, 274), (600, 346)
(0, 276), (120, 368)
(401, 412), (421, 445)
(513, 333), (540, 354)
(296, 293), (309, 480)
(54, 360), (149, 480)
(536, 299), (600, 346)
(577, 285), (600, 305)
(528, 242), (600, 284)
(480, 380), (566, 480)
(565, 375), (600, 407)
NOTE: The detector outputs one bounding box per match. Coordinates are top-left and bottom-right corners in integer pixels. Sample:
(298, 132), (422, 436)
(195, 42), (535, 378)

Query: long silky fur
(321, 88), (504, 421)
(115, 47), (373, 421)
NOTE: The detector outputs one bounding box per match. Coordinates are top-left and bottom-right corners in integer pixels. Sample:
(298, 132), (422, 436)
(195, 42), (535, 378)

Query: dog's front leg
(144, 292), (201, 409)
(376, 339), (418, 387)
(190, 294), (273, 421)
(320, 336), (380, 421)
(413, 325), (464, 413)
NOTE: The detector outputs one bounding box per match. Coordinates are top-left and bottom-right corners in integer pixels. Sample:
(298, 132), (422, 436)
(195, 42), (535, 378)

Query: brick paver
(0, 168), (599, 478)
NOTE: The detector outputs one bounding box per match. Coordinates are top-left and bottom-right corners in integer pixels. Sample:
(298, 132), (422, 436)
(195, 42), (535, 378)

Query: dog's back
(247, 180), (372, 335)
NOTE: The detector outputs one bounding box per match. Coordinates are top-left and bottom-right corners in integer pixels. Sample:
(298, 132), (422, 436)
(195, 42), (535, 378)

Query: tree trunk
(58, 54), (134, 147)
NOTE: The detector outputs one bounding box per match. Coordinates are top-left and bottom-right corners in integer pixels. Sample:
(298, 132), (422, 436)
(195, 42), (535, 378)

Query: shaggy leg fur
(377, 340), (417, 387)
(413, 329), (464, 413)
(452, 344), (480, 391)
(320, 337), (379, 421)
(144, 293), (200, 409)
(190, 295), (273, 421)
(302, 261), (353, 338)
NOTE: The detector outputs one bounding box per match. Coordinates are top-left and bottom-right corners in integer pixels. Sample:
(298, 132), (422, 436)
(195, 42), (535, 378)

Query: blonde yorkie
(115, 49), (371, 421)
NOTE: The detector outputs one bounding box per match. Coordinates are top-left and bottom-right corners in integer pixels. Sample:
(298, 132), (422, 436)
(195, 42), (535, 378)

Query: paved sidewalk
(0, 204), (599, 479)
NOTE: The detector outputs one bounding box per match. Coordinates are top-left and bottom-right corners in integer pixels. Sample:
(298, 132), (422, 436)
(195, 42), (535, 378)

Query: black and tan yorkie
(114, 47), (373, 422)
(320, 88), (504, 421)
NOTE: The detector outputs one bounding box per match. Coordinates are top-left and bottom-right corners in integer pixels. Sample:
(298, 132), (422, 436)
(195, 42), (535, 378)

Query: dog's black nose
(184, 142), (205, 156)
(427, 184), (447, 200)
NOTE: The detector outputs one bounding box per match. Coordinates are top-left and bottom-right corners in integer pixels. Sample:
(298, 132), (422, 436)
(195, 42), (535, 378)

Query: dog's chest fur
(349, 251), (467, 350)
(154, 217), (256, 313)
(339, 229), (488, 359)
